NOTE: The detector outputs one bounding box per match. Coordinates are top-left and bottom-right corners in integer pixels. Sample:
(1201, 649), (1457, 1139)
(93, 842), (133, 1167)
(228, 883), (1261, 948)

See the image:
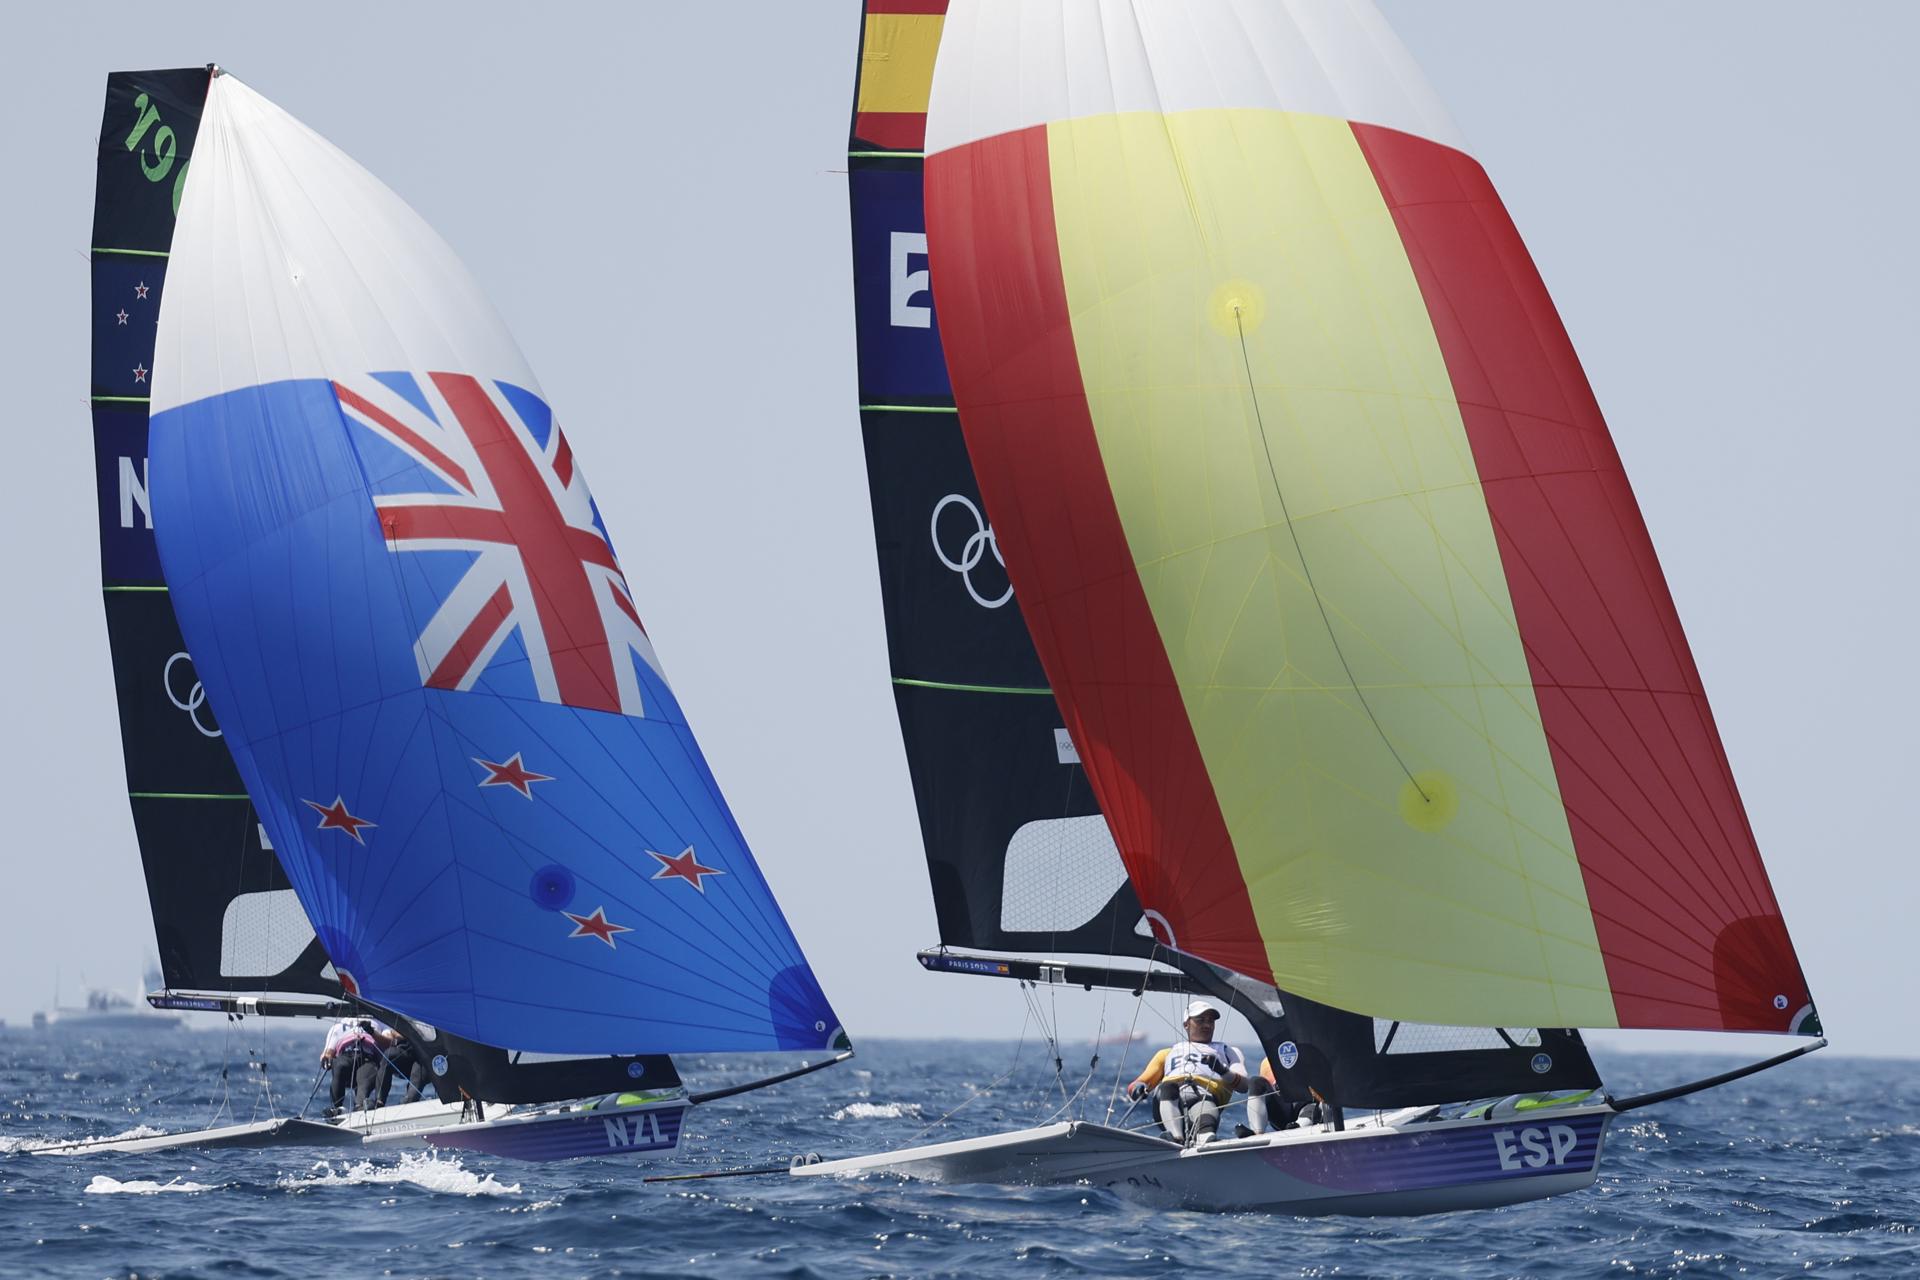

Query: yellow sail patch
(1043, 108), (1617, 1028)
(857, 13), (946, 117)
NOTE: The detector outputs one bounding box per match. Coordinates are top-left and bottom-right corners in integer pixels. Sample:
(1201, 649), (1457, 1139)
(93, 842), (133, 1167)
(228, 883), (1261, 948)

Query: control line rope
(1233, 306), (1426, 801)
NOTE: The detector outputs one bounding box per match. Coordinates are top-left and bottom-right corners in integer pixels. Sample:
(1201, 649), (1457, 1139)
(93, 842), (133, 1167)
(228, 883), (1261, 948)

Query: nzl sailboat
(807, 0), (1824, 1213)
(53, 66), (847, 1161)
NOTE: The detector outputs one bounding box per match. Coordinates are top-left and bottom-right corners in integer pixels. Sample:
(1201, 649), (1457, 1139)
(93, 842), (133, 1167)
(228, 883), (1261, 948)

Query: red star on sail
(474, 752), (553, 799)
(564, 905), (632, 948)
(648, 845), (724, 893)
(304, 795), (376, 844)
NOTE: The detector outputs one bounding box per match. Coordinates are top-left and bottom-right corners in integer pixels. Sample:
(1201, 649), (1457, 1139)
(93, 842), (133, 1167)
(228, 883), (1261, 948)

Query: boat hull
(30, 1117), (363, 1157)
(30, 1096), (690, 1164)
(419, 1098), (688, 1162)
(794, 1105), (1614, 1215)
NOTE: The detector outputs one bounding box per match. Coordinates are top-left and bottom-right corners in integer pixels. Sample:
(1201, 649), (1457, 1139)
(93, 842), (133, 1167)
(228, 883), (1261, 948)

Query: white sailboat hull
(792, 1105), (1614, 1215)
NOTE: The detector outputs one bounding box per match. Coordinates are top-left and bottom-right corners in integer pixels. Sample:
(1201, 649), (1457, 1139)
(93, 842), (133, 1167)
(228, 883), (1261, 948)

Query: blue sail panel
(151, 373), (841, 1054)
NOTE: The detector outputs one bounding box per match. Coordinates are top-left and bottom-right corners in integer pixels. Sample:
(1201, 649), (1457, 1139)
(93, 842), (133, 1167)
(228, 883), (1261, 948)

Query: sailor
(1124, 999), (1248, 1145)
(320, 1015), (382, 1114)
(1244, 1057), (1334, 1135)
(373, 1025), (430, 1107)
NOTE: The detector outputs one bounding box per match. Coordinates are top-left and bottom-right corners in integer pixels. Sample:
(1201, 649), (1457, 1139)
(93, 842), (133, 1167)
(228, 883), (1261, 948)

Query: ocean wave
(277, 1150), (521, 1197)
(832, 1101), (923, 1121)
(86, 1175), (218, 1194)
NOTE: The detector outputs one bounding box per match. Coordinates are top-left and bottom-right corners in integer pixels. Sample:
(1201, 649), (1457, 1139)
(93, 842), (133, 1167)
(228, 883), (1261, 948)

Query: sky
(0, 2), (1913, 1065)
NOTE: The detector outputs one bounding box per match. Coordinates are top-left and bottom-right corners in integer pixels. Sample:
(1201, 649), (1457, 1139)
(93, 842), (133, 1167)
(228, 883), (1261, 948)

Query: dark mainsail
(90, 68), (335, 1001)
(848, 7), (1154, 961)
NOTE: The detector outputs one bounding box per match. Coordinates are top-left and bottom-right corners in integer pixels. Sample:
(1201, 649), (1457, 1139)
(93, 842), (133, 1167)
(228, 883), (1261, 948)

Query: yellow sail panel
(1044, 108), (1615, 1028)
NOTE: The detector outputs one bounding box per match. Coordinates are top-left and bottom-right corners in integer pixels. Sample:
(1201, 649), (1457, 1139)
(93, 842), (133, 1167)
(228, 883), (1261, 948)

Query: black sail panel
(848, 52), (1152, 961)
(90, 69), (334, 1000)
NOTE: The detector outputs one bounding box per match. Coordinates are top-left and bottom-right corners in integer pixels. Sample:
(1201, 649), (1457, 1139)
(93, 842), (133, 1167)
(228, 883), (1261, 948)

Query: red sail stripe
(926, 125), (1270, 982)
(865, 0), (947, 14)
(334, 381), (471, 492)
(1351, 123), (1810, 1032)
(427, 583), (513, 690)
(853, 112), (928, 151)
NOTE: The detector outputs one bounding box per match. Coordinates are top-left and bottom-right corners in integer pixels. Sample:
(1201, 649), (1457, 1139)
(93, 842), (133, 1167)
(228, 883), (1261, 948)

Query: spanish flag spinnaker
(922, 0), (1815, 1036)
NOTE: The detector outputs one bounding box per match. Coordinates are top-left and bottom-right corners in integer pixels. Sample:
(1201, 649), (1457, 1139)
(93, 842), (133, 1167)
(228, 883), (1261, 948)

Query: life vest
(324, 1018), (378, 1058)
(1153, 1040), (1246, 1103)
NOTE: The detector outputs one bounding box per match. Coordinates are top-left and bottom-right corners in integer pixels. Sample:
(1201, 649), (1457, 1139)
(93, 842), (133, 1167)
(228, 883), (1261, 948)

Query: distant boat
(39, 988), (181, 1034)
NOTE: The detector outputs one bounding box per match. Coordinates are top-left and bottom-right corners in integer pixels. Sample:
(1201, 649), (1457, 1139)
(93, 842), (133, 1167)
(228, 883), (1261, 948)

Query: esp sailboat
(800, 0), (1823, 1214)
(53, 66), (847, 1162)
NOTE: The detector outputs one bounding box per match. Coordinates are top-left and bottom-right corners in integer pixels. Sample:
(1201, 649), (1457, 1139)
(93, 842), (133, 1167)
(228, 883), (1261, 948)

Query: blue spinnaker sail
(147, 73), (840, 1056)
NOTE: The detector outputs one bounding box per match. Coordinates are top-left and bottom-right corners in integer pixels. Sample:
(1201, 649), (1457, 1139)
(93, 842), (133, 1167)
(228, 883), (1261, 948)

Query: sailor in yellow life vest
(1125, 999), (1248, 1145)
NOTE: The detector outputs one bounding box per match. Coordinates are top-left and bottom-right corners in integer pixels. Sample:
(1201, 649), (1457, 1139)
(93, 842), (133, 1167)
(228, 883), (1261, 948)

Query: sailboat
(48, 66), (848, 1162)
(797, 0), (1824, 1214)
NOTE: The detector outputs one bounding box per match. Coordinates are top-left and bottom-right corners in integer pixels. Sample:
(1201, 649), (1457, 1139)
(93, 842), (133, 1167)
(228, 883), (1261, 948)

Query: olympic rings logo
(163, 651), (222, 738)
(930, 493), (1012, 609)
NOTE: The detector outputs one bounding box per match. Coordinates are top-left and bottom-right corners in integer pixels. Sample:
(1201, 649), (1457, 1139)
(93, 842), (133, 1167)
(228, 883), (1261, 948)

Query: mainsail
(921, 0), (1815, 1034)
(146, 72), (842, 1057)
(89, 68), (333, 1000)
(849, 2), (1153, 959)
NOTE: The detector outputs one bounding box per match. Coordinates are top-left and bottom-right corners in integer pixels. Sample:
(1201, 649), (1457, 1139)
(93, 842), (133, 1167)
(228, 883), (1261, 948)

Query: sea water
(0, 1028), (1911, 1278)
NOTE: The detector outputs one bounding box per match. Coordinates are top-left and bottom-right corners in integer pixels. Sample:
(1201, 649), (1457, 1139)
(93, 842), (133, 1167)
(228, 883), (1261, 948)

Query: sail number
(126, 91), (191, 217)
(602, 1110), (670, 1150)
(1492, 1123), (1579, 1171)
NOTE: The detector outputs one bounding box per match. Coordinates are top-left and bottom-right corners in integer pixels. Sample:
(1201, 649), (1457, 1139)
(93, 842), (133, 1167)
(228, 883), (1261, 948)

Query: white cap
(1183, 999), (1222, 1022)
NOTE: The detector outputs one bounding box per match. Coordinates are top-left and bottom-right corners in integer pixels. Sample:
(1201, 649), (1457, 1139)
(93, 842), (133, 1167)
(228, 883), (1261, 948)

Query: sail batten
(921, 0), (1814, 1035)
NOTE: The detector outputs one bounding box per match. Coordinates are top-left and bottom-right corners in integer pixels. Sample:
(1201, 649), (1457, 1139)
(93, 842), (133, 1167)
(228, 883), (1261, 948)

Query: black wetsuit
(376, 1040), (430, 1106)
(328, 1045), (378, 1110)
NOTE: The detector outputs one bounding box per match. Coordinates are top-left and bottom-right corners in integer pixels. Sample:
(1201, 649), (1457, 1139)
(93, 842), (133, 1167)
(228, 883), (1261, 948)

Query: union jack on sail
(334, 371), (664, 717)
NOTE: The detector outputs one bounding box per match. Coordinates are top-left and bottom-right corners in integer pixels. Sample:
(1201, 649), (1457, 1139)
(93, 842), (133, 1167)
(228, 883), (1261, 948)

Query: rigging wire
(1232, 306), (1426, 801)
(901, 1001), (1036, 1147)
(1103, 942), (1163, 1125)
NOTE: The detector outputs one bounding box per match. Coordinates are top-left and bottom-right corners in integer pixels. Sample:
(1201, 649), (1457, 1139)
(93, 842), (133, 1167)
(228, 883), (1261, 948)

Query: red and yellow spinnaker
(923, 0), (1813, 1035)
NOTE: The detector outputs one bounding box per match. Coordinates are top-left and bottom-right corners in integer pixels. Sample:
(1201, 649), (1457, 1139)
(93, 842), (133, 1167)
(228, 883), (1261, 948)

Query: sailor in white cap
(1124, 998), (1249, 1145)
